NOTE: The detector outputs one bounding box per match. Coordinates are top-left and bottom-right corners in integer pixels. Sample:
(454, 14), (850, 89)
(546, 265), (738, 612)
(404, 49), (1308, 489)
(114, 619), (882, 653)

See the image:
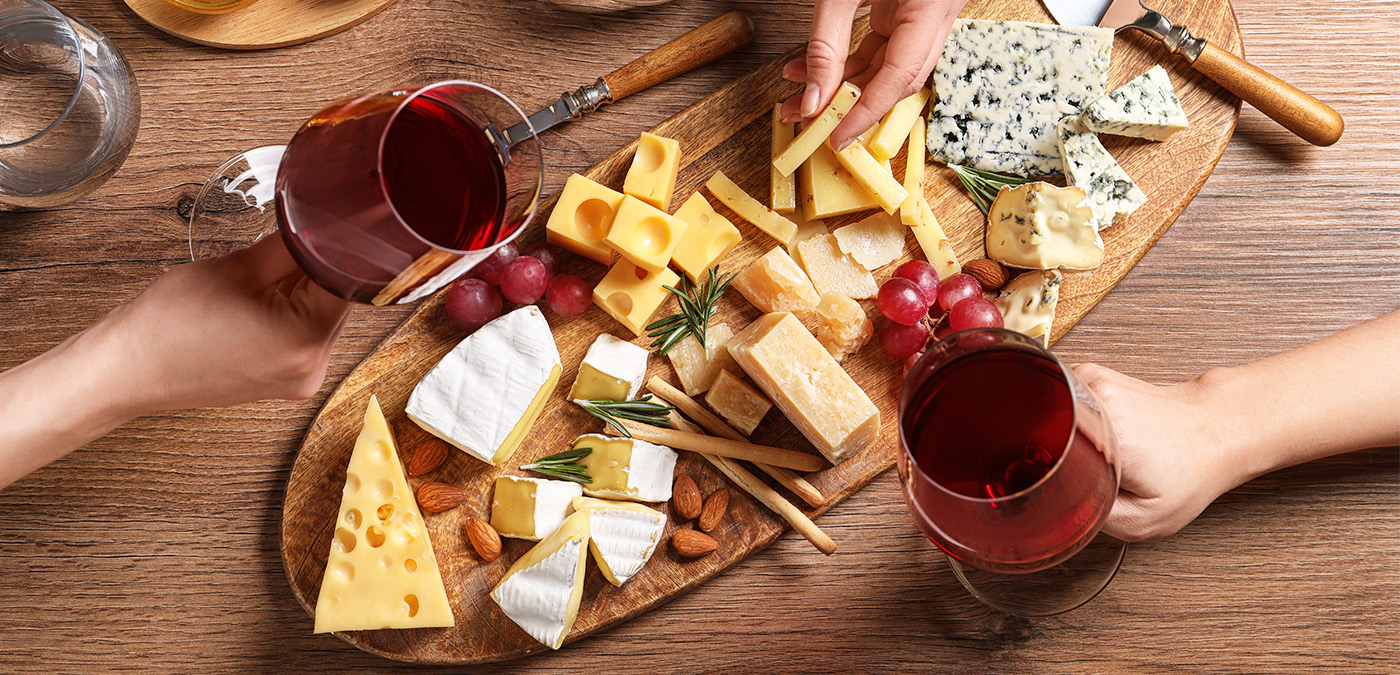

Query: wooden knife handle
(603, 11), (755, 103)
(1192, 42), (1344, 146)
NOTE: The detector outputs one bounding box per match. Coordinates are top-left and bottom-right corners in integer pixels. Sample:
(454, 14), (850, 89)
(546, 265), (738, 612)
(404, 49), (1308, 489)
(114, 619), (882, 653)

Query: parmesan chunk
(814, 292), (874, 362)
(796, 234), (878, 299)
(731, 247), (821, 317)
(666, 323), (739, 396)
(705, 370), (772, 436)
(833, 212), (906, 271)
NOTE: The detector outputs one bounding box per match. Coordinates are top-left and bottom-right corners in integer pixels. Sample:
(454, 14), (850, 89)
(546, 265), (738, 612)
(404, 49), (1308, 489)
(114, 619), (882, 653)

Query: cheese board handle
(603, 11), (755, 102)
(1190, 42), (1344, 147)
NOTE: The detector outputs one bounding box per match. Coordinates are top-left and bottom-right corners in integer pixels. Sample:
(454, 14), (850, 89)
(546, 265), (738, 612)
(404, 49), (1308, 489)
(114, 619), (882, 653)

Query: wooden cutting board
(281, 0), (1241, 664)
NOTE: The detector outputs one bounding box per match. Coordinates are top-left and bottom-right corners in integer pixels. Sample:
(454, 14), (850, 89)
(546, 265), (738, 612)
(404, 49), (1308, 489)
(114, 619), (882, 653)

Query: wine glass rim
(0, 0), (85, 150)
(897, 327), (1085, 505)
(373, 80), (542, 256)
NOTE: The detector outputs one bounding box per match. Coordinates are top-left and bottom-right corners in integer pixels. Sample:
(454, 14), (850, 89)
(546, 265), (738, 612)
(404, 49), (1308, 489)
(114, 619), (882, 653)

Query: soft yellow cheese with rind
(732, 246), (821, 317)
(913, 197), (962, 280)
(705, 369), (772, 436)
(568, 333), (648, 403)
(705, 170), (798, 244)
(900, 113), (926, 226)
(770, 104), (797, 213)
(490, 475), (583, 541)
(490, 510), (590, 650)
(868, 88), (930, 161)
(671, 192), (742, 282)
(834, 140), (909, 215)
(796, 234), (878, 299)
(603, 195), (690, 275)
(986, 182), (1104, 271)
(623, 132), (682, 212)
(569, 497), (666, 587)
(773, 81), (862, 177)
(314, 396), (454, 633)
(593, 259), (679, 337)
(570, 434), (677, 502)
(994, 269), (1062, 342)
(666, 322), (739, 396)
(546, 174), (623, 264)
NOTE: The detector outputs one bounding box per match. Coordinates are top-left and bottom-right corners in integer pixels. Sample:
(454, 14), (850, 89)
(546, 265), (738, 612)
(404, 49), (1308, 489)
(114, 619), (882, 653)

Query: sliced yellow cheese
(592, 259), (679, 337)
(705, 170), (798, 244)
(799, 143), (881, 220)
(705, 369), (772, 436)
(899, 113), (926, 226)
(603, 195), (690, 275)
(546, 174), (622, 264)
(796, 234), (878, 299)
(833, 140), (908, 214)
(868, 88), (930, 161)
(770, 104), (797, 213)
(671, 192), (742, 282)
(773, 81), (862, 177)
(490, 510), (590, 650)
(913, 197), (962, 280)
(832, 211), (906, 271)
(731, 246), (821, 317)
(623, 132), (682, 212)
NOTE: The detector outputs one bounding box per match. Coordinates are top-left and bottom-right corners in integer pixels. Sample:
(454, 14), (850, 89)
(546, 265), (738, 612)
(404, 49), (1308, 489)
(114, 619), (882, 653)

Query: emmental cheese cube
(800, 143), (881, 220)
(732, 246), (821, 317)
(623, 132), (682, 212)
(834, 140), (908, 214)
(667, 322), (739, 396)
(569, 333), (648, 402)
(671, 192), (742, 282)
(913, 197), (962, 280)
(728, 313), (880, 464)
(705, 369), (772, 436)
(773, 81), (862, 177)
(868, 88), (930, 161)
(770, 104), (797, 213)
(491, 475), (583, 541)
(796, 234), (878, 299)
(603, 195), (689, 275)
(593, 259), (679, 337)
(705, 170), (798, 244)
(814, 292), (874, 362)
(547, 174), (623, 264)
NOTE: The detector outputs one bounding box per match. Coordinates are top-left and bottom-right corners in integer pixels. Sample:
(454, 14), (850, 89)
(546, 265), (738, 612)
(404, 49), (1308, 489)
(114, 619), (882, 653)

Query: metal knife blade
(1039, 0), (1114, 27)
(504, 78), (613, 147)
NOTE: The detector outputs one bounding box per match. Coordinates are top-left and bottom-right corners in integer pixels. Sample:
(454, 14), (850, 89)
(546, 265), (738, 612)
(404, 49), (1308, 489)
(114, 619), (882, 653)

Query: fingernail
(831, 135), (852, 152)
(800, 84), (821, 118)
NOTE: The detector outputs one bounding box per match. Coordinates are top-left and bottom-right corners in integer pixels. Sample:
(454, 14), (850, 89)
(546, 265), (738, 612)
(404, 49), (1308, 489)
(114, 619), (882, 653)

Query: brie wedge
(994, 270), (1063, 343)
(571, 434), (677, 503)
(406, 306), (562, 466)
(490, 475), (584, 541)
(568, 333), (648, 403)
(491, 510), (590, 650)
(986, 182), (1104, 271)
(570, 496), (666, 586)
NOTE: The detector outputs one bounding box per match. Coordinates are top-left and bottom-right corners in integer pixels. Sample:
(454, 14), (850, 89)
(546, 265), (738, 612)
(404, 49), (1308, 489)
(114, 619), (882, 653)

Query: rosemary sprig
(520, 447), (593, 484)
(644, 267), (735, 356)
(950, 164), (1033, 215)
(576, 395), (675, 437)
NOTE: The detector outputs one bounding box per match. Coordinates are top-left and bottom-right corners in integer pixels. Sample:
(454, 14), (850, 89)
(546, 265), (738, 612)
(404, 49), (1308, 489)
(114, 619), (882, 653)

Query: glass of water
(0, 0), (139, 209)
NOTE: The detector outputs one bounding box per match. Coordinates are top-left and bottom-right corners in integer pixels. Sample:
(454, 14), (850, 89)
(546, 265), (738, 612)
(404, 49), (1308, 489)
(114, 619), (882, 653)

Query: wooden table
(1, 0), (1395, 671)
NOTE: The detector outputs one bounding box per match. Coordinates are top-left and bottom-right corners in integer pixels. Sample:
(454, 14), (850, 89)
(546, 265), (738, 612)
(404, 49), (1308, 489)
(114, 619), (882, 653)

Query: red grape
(546, 274), (592, 317)
(500, 255), (548, 304)
(444, 278), (503, 333)
(893, 260), (939, 308)
(948, 297), (1004, 332)
(473, 241), (519, 286)
(879, 320), (930, 360)
(902, 351), (925, 378)
(937, 273), (982, 313)
(877, 278), (927, 326)
(522, 242), (560, 278)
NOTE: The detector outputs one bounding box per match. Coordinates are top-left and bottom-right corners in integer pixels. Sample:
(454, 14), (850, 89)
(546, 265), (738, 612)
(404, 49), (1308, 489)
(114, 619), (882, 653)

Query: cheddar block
(899, 112), (926, 226)
(593, 259), (678, 336)
(705, 369), (772, 436)
(546, 174), (623, 264)
(832, 212), (906, 271)
(671, 192), (742, 282)
(913, 197), (962, 280)
(796, 234), (878, 299)
(667, 323), (740, 396)
(770, 104), (797, 213)
(705, 170), (797, 244)
(728, 313), (880, 464)
(799, 143), (881, 220)
(813, 292), (873, 362)
(868, 88), (930, 161)
(732, 246), (821, 317)
(491, 475), (583, 541)
(623, 132), (681, 212)
(773, 81), (862, 177)
(834, 140), (908, 214)
(603, 195), (689, 275)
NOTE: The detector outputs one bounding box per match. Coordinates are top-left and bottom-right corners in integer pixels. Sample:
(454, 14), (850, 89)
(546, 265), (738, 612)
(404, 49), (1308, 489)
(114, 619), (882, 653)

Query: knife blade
(1038, 0), (1113, 28)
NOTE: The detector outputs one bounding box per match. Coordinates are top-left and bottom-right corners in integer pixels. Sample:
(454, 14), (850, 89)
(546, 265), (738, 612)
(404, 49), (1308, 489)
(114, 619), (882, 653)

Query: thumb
(802, 0), (863, 117)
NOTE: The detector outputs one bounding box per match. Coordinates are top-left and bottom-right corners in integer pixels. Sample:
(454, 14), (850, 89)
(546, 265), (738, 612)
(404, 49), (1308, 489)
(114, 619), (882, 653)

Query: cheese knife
(1040, 0), (1344, 146)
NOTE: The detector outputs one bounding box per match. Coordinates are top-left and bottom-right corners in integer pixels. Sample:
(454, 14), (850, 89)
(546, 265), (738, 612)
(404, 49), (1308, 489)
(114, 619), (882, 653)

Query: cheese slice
(986, 182), (1104, 271)
(770, 104), (797, 213)
(569, 333), (648, 403)
(570, 497), (666, 587)
(1083, 65), (1189, 141)
(490, 475), (583, 541)
(912, 197), (962, 280)
(705, 170), (798, 244)
(1057, 117), (1148, 227)
(994, 270), (1062, 343)
(899, 112), (927, 226)
(314, 395), (454, 633)
(869, 88), (930, 161)
(797, 234), (878, 299)
(773, 81), (862, 177)
(799, 143), (881, 220)
(833, 140), (908, 214)
(491, 510), (590, 650)
(571, 434), (677, 502)
(833, 211), (906, 271)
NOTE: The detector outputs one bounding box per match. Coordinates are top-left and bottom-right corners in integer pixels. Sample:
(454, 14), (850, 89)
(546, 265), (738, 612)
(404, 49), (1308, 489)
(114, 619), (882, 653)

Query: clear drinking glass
(0, 0), (139, 208)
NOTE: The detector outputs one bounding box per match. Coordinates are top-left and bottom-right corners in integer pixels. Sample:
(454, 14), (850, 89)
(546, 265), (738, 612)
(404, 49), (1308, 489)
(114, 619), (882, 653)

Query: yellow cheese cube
(913, 197), (962, 280)
(868, 88), (930, 161)
(705, 170), (797, 244)
(603, 195), (689, 275)
(796, 234), (878, 299)
(798, 143), (880, 220)
(900, 112), (926, 226)
(671, 192), (742, 282)
(705, 369), (772, 436)
(814, 292), (873, 362)
(666, 323), (739, 396)
(593, 259), (679, 336)
(732, 246), (821, 317)
(834, 140), (908, 214)
(547, 174), (623, 264)
(623, 132), (681, 212)
(773, 81), (862, 177)
(770, 104), (797, 213)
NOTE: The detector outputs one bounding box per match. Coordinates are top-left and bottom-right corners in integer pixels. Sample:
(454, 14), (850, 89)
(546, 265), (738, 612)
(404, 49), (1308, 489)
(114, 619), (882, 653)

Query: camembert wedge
(569, 333), (648, 403)
(491, 475), (583, 541)
(571, 434), (677, 502)
(570, 497), (666, 587)
(491, 510), (591, 650)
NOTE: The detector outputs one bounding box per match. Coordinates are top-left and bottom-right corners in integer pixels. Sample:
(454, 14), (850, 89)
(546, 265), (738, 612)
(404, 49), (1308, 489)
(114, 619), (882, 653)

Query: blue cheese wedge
(994, 270), (1062, 343)
(926, 19), (1113, 177)
(1083, 65), (1189, 141)
(570, 497), (666, 587)
(986, 182), (1104, 271)
(1057, 117), (1148, 227)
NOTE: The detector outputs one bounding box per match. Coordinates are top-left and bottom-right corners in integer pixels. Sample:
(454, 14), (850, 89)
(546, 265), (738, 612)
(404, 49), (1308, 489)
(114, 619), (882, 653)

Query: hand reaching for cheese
(783, 0), (968, 150)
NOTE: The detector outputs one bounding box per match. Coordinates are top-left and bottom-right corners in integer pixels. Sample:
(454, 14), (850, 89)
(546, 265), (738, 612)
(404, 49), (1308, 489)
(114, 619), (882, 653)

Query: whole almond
(464, 516), (502, 562)
(406, 438), (451, 476)
(671, 529), (718, 558)
(416, 482), (470, 513)
(964, 258), (1010, 291)
(697, 488), (729, 533)
(672, 474), (702, 520)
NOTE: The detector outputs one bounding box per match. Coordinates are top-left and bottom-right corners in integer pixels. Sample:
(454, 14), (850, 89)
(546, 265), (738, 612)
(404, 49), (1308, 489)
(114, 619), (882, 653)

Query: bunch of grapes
(875, 261), (1004, 362)
(445, 241), (592, 333)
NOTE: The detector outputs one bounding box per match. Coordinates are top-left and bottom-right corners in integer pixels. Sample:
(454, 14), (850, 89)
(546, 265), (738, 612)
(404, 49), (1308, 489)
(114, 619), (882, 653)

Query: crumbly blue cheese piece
(1083, 65), (1189, 141)
(1057, 117), (1147, 227)
(926, 19), (1113, 177)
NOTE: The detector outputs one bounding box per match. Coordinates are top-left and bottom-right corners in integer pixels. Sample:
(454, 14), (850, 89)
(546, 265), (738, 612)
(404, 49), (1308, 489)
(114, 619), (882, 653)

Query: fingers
(781, 42), (882, 122)
(802, 0), (864, 117)
(830, 19), (934, 149)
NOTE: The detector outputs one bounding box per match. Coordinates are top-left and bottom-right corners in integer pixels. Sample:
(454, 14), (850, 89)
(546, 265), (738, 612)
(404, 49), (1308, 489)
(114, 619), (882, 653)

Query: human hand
(782, 0), (967, 150)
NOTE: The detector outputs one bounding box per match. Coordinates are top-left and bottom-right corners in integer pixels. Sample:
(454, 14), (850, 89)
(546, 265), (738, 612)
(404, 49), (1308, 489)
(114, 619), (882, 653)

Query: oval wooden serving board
(282, 0), (1241, 664)
(123, 0), (398, 51)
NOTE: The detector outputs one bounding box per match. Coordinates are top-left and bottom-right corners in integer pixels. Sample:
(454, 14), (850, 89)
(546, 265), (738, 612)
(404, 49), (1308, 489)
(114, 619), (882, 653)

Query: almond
(671, 529), (718, 558)
(697, 488), (729, 533)
(415, 482), (470, 513)
(406, 438), (451, 476)
(964, 258), (1010, 291)
(464, 516), (502, 562)
(672, 473), (702, 520)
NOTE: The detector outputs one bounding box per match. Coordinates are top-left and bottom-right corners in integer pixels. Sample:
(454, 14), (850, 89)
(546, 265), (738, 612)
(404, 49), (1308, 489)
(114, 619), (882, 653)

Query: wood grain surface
(0, 1), (1396, 673)
(122, 0), (400, 50)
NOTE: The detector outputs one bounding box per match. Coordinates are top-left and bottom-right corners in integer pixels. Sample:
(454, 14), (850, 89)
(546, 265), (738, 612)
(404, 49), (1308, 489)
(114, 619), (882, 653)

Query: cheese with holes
(314, 396), (453, 633)
(407, 306), (561, 466)
(593, 259), (678, 336)
(546, 174), (622, 264)
(491, 475), (583, 541)
(1084, 65), (1189, 141)
(927, 19), (1113, 176)
(705, 369), (772, 436)
(994, 270), (1062, 343)
(705, 171), (798, 244)
(986, 182), (1104, 271)
(571, 435), (677, 502)
(671, 192), (742, 282)
(773, 81), (862, 176)
(729, 313), (879, 463)
(1057, 117), (1147, 227)
(667, 323), (739, 396)
(799, 143), (881, 219)
(770, 104), (797, 213)
(623, 132), (681, 212)
(833, 212), (906, 271)
(900, 112), (927, 226)
(913, 197), (962, 279)
(814, 292), (873, 362)
(732, 246), (821, 317)
(869, 88), (930, 161)
(569, 333), (648, 403)
(603, 195), (689, 274)
(491, 510), (590, 650)
(797, 234), (878, 299)
(834, 140), (908, 214)
(570, 497), (665, 587)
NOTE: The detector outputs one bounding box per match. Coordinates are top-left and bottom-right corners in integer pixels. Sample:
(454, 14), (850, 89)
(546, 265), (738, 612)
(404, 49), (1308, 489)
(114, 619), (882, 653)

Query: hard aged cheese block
(602, 195), (690, 275)
(869, 88), (930, 161)
(986, 182), (1104, 271)
(814, 292), (874, 362)
(491, 475), (584, 541)
(570, 497), (666, 587)
(773, 81), (862, 177)
(927, 19), (1113, 177)
(770, 104), (797, 213)
(546, 174), (623, 264)
(728, 312), (880, 464)
(623, 132), (682, 212)
(667, 322), (740, 396)
(994, 270), (1062, 343)
(406, 306), (561, 466)
(913, 198), (962, 280)
(314, 396), (453, 633)
(705, 369), (773, 436)
(571, 434), (677, 502)
(799, 143), (881, 220)
(1057, 117), (1148, 227)
(593, 259), (679, 336)
(732, 246), (821, 317)
(490, 510), (590, 650)
(786, 217), (829, 268)
(797, 234), (878, 299)
(671, 192), (742, 282)
(900, 111), (927, 226)
(1083, 65), (1189, 141)
(833, 211), (906, 271)
(833, 140), (909, 214)
(705, 170), (798, 244)
(568, 333), (648, 403)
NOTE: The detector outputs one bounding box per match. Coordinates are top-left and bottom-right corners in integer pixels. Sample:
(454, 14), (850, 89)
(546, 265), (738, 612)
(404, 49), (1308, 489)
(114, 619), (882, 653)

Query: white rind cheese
(927, 19), (1113, 177)
(571, 497), (666, 587)
(986, 182), (1104, 271)
(1083, 65), (1189, 141)
(573, 434), (677, 503)
(491, 476), (583, 541)
(490, 511), (590, 650)
(1057, 117), (1148, 227)
(569, 333), (648, 403)
(994, 270), (1062, 343)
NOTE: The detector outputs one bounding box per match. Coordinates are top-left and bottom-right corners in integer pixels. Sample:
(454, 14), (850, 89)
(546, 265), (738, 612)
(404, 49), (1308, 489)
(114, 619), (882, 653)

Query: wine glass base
(947, 533), (1127, 617)
(188, 145), (285, 260)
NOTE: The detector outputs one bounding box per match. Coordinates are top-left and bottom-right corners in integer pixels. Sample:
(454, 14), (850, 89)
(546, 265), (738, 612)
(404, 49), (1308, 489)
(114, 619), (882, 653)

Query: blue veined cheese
(1083, 65), (1190, 141)
(1057, 117), (1147, 227)
(926, 19), (1113, 177)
